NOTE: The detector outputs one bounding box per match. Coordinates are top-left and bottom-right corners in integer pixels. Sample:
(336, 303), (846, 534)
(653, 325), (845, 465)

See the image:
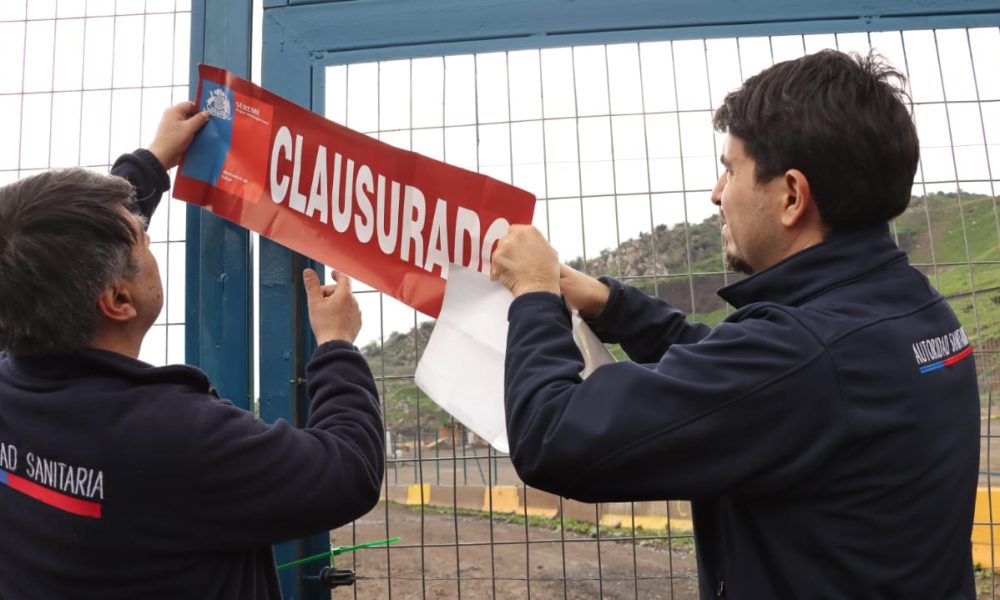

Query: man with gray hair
(0, 102), (384, 598)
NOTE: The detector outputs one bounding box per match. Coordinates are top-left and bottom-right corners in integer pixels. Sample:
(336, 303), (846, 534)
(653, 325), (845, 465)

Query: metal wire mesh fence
(2, 2), (998, 595)
(0, 0), (192, 367)
(324, 28), (1000, 599)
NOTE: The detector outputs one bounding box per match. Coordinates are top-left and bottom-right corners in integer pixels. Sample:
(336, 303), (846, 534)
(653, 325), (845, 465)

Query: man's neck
(89, 329), (142, 359)
(783, 230), (827, 262)
(765, 221), (829, 271)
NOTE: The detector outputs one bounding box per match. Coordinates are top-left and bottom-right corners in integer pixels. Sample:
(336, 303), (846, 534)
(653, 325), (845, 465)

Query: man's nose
(710, 173), (724, 206)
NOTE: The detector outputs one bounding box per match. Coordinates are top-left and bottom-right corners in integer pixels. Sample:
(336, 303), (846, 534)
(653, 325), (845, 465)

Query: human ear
(780, 169), (813, 228)
(95, 282), (138, 323)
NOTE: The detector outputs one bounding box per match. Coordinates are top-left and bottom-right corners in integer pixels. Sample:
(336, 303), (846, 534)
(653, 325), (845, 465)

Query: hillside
(366, 191), (1000, 435)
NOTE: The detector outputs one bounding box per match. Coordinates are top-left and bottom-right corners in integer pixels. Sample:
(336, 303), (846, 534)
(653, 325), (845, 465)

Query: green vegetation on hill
(893, 192), (1000, 348)
(366, 191), (1000, 434)
(566, 214), (726, 281)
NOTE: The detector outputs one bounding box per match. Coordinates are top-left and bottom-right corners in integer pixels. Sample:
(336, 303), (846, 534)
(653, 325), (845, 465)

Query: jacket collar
(717, 224), (907, 309)
(3, 347), (213, 393)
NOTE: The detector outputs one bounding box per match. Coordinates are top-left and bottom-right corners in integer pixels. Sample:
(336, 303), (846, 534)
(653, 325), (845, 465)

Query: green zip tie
(276, 536), (401, 570)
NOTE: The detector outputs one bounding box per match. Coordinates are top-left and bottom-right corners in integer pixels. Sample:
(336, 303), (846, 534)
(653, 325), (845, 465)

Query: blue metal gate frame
(189, 1), (1000, 598)
(187, 0), (253, 410)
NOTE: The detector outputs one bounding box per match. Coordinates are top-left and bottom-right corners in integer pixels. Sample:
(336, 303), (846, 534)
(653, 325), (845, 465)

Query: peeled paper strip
(415, 266), (615, 453)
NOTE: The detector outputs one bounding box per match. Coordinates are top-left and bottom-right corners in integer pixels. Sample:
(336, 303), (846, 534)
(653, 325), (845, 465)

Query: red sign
(174, 65), (536, 317)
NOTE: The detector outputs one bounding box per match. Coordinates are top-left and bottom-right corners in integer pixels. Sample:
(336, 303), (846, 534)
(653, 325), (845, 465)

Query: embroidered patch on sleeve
(912, 326), (974, 374)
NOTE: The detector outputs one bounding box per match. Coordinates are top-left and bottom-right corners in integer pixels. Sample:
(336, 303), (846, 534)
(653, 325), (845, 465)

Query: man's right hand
(559, 264), (610, 319)
(303, 268), (362, 345)
(490, 225), (560, 297)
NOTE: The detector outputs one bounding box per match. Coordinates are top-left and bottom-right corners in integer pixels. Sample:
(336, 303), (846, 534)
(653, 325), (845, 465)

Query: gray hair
(0, 169), (140, 356)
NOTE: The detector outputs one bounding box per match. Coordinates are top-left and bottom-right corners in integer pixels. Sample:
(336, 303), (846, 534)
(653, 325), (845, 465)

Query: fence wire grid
(1, 2), (999, 598)
(324, 28), (1000, 600)
(0, 0), (192, 367)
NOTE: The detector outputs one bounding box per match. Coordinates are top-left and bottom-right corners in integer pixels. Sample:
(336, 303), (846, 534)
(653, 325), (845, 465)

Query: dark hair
(713, 49), (919, 230)
(0, 169), (139, 356)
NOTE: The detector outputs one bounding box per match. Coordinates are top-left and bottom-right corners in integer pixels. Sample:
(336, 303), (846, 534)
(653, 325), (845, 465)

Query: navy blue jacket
(0, 153), (384, 599)
(505, 226), (979, 599)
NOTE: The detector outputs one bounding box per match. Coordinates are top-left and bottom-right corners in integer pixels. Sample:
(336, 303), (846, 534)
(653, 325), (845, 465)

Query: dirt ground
(329, 502), (701, 599)
(317, 416), (1000, 599)
(321, 502), (1000, 599)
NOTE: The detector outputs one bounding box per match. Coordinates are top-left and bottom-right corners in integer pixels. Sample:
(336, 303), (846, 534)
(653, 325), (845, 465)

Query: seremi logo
(205, 88), (232, 120)
(181, 81), (273, 204)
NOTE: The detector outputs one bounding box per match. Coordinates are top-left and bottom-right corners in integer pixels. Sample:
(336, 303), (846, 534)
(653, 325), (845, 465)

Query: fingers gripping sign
(558, 263), (611, 318)
(303, 268), (362, 345)
(489, 225), (560, 298)
(148, 101), (212, 171)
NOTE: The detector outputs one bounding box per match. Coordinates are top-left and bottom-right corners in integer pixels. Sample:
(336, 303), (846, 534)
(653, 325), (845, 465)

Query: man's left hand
(147, 101), (211, 171)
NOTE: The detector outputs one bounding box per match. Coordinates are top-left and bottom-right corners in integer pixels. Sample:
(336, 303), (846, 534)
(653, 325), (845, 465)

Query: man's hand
(303, 268), (362, 345)
(559, 264), (611, 318)
(490, 225), (560, 297)
(147, 101), (210, 171)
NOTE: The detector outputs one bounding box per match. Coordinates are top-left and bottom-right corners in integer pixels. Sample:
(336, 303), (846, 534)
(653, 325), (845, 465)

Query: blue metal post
(259, 10), (329, 600)
(186, 2), (253, 404)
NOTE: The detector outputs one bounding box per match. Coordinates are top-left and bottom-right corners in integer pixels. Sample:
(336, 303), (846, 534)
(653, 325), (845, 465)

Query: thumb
(184, 110), (210, 131)
(302, 268), (321, 301)
(173, 100), (197, 118)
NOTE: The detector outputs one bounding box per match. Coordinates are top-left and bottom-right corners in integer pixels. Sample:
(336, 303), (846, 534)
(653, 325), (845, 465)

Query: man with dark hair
(491, 50), (979, 597)
(0, 102), (384, 598)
